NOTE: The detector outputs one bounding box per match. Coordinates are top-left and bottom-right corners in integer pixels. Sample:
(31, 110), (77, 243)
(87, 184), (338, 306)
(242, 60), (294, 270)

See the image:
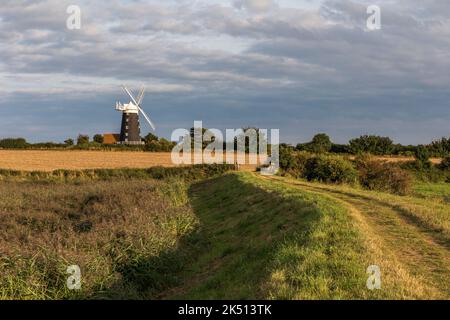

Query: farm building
(103, 133), (120, 145)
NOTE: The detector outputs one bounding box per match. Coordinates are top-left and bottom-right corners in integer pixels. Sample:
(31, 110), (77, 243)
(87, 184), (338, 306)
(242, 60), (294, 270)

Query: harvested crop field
(0, 150), (261, 172)
(366, 156), (442, 164)
(347, 155), (442, 164)
(0, 150), (176, 171)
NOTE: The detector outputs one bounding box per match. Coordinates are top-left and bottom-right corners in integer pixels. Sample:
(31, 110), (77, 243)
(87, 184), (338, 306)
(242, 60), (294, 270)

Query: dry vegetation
(0, 178), (197, 299)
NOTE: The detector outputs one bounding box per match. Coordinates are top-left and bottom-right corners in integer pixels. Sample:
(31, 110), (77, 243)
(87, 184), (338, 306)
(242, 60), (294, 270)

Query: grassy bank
(263, 175), (450, 299)
(1, 169), (448, 299)
(163, 173), (381, 299)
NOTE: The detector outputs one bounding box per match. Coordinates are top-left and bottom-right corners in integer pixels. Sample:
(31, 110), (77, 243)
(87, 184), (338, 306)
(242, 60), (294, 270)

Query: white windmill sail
(121, 84), (156, 131)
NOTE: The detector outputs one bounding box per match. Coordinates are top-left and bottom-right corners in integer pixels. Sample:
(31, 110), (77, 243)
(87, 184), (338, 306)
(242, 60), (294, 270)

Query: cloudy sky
(0, 0), (449, 144)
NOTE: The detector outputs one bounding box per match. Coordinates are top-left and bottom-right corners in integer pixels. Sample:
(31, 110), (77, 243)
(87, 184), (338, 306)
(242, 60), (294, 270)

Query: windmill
(115, 85), (155, 144)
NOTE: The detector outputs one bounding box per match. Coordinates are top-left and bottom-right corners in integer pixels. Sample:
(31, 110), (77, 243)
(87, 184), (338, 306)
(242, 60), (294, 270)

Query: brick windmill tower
(115, 85), (156, 144)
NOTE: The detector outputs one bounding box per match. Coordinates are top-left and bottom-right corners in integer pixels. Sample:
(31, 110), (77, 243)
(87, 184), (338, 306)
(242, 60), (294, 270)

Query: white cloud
(233, 0), (275, 12)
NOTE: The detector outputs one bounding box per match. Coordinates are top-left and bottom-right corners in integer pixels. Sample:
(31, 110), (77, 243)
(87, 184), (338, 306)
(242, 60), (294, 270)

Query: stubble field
(0, 150), (439, 173)
(0, 150), (177, 171)
(0, 150), (265, 172)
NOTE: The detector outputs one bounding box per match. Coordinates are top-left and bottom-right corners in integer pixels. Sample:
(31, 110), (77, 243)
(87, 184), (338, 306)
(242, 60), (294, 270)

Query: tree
(77, 134), (89, 145)
(349, 135), (394, 155)
(93, 134), (104, 144)
(0, 138), (28, 149)
(64, 138), (74, 146)
(190, 127), (210, 150)
(158, 138), (175, 152)
(330, 143), (350, 154)
(307, 133), (332, 154)
(428, 137), (450, 157)
(144, 133), (159, 144)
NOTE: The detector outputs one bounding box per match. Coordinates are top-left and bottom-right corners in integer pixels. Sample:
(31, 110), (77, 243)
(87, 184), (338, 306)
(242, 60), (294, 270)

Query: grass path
(161, 173), (384, 299)
(262, 175), (450, 299)
(159, 172), (450, 299)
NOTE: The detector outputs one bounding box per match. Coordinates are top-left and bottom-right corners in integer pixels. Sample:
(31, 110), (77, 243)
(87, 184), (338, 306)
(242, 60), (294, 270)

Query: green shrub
(439, 156), (450, 171)
(401, 161), (444, 183)
(279, 148), (312, 178)
(0, 164), (235, 183)
(356, 156), (412, 195)
(304, 155), (357, 184)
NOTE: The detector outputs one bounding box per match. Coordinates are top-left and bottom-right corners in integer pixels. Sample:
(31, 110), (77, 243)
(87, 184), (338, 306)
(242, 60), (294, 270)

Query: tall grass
(0, 178), (199, 299)
(0, 165), (234, 299)
(0, 164), (235, 183)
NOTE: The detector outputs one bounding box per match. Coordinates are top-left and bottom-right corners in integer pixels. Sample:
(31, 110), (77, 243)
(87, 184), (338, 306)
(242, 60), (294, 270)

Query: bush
(279, 151), (312, 178)
(439, 156), (450, 171)
(304, 155), (357, 184)
(0, 164), (236, 183)
(356, 155), (412, 195)
(401, 161), (444, 183)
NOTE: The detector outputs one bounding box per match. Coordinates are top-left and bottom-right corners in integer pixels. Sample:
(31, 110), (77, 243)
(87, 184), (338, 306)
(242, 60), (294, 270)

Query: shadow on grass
(94, 173), (320, 300)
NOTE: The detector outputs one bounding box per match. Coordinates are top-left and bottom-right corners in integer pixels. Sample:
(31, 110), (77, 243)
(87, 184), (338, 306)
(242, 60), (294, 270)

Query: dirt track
(262, 175), (450, 299)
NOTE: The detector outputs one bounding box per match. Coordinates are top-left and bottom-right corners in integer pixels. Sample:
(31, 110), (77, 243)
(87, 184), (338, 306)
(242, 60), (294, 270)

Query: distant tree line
(188, 126), (269, 153)
(0, 133), (449, 157)
(0, 133), (176, 152)
(293, 134), (450, 157)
